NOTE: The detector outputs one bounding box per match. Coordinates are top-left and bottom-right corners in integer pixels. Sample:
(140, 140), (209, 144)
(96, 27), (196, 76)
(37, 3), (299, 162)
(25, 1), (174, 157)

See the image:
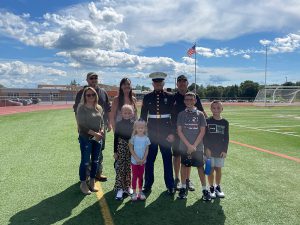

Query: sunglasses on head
(86, 93), (96, 97)
(89, 76), (98, 80)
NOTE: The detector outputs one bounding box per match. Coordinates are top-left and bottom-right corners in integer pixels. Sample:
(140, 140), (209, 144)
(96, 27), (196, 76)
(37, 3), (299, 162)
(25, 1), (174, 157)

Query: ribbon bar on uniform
(148, 114), (171, 119)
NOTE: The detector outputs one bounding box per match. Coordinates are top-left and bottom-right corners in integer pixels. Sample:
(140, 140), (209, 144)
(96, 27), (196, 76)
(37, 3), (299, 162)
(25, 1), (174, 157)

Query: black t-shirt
(113, 119), (134, 152)
(204, 116), (229, 157)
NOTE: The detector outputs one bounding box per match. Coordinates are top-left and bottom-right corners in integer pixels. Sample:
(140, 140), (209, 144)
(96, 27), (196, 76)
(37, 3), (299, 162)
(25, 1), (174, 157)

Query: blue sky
(0, 0), (299, 89)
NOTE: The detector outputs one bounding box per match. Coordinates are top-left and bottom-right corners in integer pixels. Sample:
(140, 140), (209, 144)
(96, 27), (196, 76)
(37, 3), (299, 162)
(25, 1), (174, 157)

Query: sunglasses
(89, 77), (98, 80)
(86, 93), (96, 98)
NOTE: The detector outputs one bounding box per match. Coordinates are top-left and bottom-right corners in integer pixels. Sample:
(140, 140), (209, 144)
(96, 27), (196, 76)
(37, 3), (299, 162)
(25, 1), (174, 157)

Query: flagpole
(194, 42), (197, 94)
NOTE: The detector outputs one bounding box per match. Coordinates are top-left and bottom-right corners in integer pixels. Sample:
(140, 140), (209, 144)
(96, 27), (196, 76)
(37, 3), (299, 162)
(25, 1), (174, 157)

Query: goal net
(254, 86), (300, 106)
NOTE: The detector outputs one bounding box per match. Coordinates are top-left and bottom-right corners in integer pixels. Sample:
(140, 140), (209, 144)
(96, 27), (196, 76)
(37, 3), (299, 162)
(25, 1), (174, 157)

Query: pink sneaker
(139, 192), (146, 201)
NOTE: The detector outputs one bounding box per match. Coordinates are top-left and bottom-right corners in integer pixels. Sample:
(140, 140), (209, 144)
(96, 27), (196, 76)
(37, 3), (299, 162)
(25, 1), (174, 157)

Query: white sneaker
(215, 185), (225, 198)
(209, 186), (216, 199)
(127, 187), (133, 195)
(139, 192), (146, 200)
(177, 182), (182, 190)
(115, 189), (123, 200)
(187, 179), (195, 191)
(131, 193), (138, 201)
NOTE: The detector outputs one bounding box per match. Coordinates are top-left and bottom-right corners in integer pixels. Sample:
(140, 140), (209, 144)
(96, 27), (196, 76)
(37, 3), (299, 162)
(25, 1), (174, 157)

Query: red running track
(0, 104), (72, 116)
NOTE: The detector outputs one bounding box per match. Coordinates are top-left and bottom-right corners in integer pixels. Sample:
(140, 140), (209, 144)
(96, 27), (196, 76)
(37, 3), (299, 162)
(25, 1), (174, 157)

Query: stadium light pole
(194, 43), (197, 94)
(264, 44), (268, 106)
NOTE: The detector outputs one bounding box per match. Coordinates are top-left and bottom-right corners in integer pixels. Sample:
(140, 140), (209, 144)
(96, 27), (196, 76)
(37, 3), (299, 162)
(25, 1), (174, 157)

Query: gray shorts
(210, 157), (225, 168)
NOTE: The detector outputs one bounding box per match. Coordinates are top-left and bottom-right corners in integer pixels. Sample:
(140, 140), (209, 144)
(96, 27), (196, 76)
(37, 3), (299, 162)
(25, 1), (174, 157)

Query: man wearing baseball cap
(73, 72), (112, 182)
(140, 72), (175, 195)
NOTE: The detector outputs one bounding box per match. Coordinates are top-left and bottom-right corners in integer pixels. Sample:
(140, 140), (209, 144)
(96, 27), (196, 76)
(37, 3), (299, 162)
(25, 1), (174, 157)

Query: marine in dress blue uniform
(140, 72), (175, 194)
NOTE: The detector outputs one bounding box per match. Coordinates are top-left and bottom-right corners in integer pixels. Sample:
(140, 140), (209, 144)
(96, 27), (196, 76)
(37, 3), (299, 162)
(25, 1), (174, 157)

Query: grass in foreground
(0, 106), (299, 225)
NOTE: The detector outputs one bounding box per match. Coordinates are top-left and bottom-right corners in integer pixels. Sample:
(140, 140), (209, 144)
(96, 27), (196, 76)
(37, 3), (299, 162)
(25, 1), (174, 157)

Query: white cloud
(197, 47), (233, 58)
(57, 49), (140, 68)
(0, 5), (129, 51)
(88, 3), (123, 24)
(3, 0), (298, 51)
(52, 62), (66, 67)
(197, 47), (214, 58)
(0, 61), (66, 77)
(0, 61), (67, 88)
(196, 31), (300, 58)
(1, 1), (299, 88)
(57, 49), (182, 74)
(259, 39), (272, 46)
(113, 0), (300, 48)
(182, 57), (195, 65)
(214, 48), (229, 57)
(259, 33), (300, 53)
(243, 54), (251, 59)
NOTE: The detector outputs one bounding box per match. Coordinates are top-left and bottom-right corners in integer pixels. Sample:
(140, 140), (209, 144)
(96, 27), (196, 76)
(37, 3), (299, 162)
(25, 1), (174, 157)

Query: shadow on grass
(9, 183), (87, 225)
(62, 201), (103, 225)
(107, 190), (226, 225)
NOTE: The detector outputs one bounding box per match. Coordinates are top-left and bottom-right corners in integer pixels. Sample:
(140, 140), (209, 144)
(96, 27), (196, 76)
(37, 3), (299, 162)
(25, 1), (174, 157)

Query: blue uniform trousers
(144, 140), (174, 189)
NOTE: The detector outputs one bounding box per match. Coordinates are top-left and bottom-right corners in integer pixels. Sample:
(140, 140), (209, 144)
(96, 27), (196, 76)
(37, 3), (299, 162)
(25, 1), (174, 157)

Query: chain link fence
(0, 94), (75, 107)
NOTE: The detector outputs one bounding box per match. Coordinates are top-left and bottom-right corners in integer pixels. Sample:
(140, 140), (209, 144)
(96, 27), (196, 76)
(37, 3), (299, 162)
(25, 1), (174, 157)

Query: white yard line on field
(257, 125), (300, 129)
(231, 123), (300, 137)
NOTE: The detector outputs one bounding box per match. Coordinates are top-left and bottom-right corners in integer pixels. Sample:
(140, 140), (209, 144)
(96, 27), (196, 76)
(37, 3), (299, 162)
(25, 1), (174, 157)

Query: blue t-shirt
(129, 135), (151, 165)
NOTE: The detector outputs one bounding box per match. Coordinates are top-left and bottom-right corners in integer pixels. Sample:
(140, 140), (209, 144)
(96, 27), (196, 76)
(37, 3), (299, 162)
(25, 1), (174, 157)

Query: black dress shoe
(142, 187), (152, 193)
(167, 188), (175, 195)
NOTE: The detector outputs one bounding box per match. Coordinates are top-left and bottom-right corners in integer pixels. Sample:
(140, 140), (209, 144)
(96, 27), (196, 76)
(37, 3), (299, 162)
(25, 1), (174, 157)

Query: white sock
(182, 183), (186, 189)
(202, 186), (207, 191)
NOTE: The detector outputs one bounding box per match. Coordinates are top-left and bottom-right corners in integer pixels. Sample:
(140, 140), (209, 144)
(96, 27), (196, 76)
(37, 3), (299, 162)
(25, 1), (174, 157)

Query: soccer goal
(254, 86), (300, 106)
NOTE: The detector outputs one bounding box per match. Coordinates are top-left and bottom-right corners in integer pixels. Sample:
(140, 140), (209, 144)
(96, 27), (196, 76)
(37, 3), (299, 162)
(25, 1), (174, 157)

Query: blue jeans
(78, 135), (102, 181)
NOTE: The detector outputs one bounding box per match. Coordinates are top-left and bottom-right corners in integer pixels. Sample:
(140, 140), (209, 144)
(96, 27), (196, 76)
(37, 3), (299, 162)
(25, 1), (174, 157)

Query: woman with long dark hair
(110, 77), (137, 131)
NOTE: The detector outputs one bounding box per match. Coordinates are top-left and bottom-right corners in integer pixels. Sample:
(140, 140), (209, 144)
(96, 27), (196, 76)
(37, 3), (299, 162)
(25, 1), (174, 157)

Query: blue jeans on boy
(78, 135), (102, 181)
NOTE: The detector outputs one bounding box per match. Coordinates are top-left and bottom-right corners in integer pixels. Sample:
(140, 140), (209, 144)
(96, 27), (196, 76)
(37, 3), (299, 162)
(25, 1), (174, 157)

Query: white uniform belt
(148, 114), (170, 119)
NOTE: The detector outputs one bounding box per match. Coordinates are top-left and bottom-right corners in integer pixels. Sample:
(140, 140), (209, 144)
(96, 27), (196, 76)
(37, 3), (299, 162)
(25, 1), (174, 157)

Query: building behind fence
(0, 84), (119, 106)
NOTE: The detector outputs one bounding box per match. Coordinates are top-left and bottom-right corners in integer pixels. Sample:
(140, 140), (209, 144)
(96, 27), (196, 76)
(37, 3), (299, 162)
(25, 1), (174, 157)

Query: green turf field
(0, 106), (299, 225)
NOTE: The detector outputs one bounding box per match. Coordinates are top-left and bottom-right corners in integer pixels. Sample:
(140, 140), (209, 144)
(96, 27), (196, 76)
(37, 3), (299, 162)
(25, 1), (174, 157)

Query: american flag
(187, 44), (196, 57)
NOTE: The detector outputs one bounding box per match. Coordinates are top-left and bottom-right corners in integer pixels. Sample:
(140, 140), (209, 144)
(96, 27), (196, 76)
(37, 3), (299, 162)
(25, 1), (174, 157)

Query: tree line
(186, 80), (300, 101)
